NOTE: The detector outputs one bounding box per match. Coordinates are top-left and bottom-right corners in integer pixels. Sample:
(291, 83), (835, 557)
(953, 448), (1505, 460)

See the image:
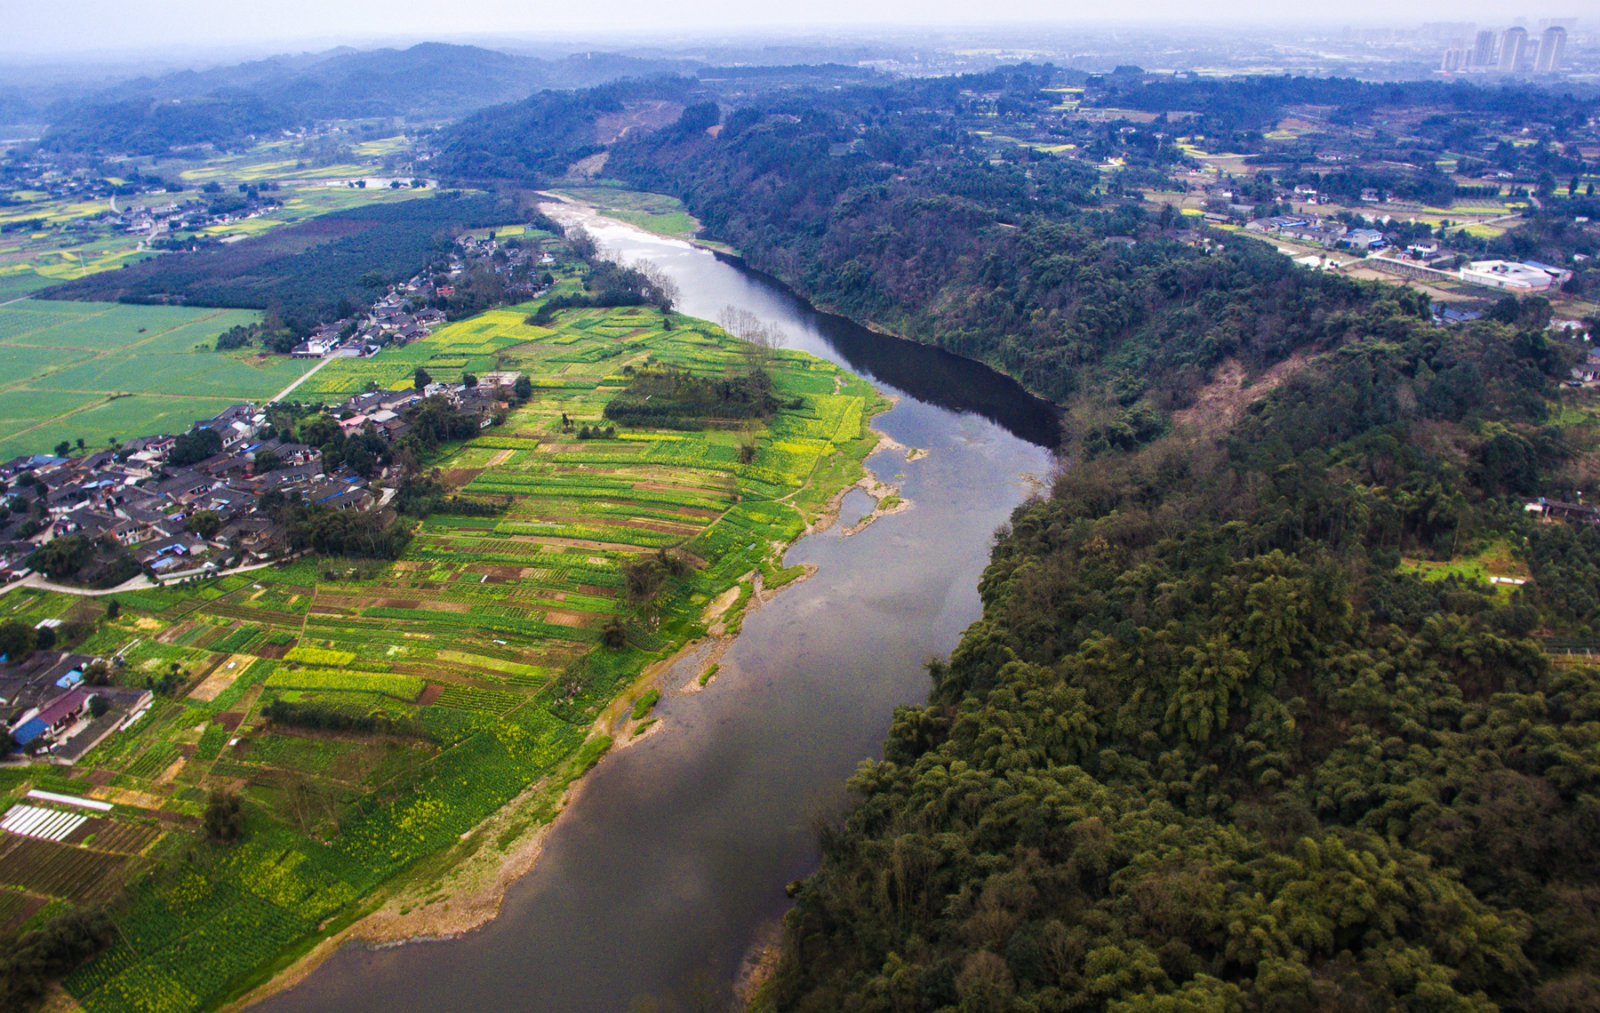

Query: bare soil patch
(543, 609), (596, 629)
(1171, 353), (1313, 440)
(187, 653), (254, 702)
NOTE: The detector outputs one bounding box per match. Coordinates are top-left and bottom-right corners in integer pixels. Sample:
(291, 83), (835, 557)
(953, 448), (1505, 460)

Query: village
(0, 363), (525, 590)
(285, 229), (555, 359)
(0, 364), (529, 763)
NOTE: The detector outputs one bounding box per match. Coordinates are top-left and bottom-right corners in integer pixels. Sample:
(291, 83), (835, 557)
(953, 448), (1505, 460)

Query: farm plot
(0, 299), (313, 460)
(27, 300), (887, 1012)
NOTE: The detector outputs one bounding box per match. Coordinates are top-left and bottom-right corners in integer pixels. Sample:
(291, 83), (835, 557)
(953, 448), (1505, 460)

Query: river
(254, 211), (1059, 1012)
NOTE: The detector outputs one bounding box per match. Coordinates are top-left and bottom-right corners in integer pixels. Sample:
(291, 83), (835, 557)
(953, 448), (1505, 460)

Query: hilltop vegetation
(32, 44), (689, 156)
(768, 291), (1600, 1011)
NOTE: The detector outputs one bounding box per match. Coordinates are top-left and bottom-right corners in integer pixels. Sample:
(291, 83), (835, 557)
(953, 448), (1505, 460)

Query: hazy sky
(1, 0), (1587, 59)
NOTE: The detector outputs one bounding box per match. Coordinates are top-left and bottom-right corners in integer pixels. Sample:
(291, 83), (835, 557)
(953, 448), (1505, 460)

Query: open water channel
(254, 209), (1060, 1011)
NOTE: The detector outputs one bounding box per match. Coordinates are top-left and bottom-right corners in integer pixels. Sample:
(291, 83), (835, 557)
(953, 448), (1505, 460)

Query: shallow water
(255, 212), (1059, 1012)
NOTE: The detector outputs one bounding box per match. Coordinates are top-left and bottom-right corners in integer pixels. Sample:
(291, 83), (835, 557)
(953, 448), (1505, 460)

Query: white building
(1460, 260), (1553, 291)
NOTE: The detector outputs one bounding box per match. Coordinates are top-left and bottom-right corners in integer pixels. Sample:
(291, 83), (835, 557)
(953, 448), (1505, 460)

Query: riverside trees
(769, 308), (1600, 1010)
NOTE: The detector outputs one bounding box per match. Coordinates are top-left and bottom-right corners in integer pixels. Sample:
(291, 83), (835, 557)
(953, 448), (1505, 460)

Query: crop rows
(434, 685), (523, 714)
(0, 836), (128, 901)
(263, 668), (424, 700)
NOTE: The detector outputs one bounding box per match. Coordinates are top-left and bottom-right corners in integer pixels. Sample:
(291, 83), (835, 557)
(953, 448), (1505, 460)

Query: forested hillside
(35, 44), (690, 154)
(768, 294), (1600, 1011)
(602, 71), (1385, 410)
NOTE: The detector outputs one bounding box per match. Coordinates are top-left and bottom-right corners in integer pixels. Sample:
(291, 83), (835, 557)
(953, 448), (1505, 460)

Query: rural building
(1460, 260), (1555, 291)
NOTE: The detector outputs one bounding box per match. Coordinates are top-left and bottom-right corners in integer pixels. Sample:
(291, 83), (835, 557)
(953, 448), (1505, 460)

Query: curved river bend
(255, 213), (1059, 1011)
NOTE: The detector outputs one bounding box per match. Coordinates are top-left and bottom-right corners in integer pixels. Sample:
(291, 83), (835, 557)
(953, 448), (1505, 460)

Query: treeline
(603, 366), (781, 429)
(261, 698), (422, 737)
(41, 193), (513, 331)
(769, 300), (1600, 1010)
(38, 93), (294, 155)
(0, 908), (116, 1010)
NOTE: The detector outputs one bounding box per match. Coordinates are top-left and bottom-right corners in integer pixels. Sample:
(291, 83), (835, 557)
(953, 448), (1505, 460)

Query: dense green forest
(41, 192), (515, 330)
(765, 291), (1600, 1011)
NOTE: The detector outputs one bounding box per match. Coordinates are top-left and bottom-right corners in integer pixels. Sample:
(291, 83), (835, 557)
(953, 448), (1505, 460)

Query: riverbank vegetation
(763, 296), (1600, 1010)
(0, 295), (886, 1012)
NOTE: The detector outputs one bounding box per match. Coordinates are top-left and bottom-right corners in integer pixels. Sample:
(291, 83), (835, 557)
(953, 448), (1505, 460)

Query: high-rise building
(1471, 30), (1496, 68)
(1536, 26), (1567, 71)
(1441, 48), (1465, 72)
(1498, 27), (1527, 71)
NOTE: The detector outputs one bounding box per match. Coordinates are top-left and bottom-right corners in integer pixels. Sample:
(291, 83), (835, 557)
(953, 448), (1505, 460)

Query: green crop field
(0, 299), (313, 460)
(0, 298), (887, 1012)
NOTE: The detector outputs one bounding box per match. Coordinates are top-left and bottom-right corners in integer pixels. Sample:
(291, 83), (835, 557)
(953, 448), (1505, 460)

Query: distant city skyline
(1, 3), (1594, 59)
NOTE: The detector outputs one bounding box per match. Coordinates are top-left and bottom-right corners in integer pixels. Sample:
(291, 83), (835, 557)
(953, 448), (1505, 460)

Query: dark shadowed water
(254, 212), (1059, 1012)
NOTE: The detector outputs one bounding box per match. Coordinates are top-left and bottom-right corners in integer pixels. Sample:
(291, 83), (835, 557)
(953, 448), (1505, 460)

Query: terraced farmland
(1, 299), (886, 1013)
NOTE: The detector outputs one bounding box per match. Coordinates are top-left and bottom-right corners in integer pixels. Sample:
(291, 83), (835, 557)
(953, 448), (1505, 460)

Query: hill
(34, 44), (692, 154)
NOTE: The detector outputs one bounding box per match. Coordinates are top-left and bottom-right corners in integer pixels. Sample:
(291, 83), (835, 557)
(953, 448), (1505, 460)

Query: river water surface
(255, 211), (1058, 1011)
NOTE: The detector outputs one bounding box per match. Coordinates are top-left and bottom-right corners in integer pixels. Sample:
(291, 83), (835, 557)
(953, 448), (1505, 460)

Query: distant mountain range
(29, 43), (696, 154)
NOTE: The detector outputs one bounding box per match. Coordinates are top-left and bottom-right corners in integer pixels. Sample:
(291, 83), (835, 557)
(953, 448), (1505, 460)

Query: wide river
(255, 210), (1059, 1011)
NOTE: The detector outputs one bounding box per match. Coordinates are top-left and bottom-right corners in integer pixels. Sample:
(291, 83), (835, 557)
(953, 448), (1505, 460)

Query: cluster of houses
(1, 650), (152, 762)
(0, 371), (525, 588)
(0, 404), (356, 585)
(1243, 213), (1579, 294)
(1245, 214), (1390, 251)
(285, 228), (552, 361)
(291, 302), (447, 359)
(104, 193), (282, 241)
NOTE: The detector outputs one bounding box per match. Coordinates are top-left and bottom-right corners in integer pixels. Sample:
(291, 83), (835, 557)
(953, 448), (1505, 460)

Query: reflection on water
(254, 212), (1058, 1013)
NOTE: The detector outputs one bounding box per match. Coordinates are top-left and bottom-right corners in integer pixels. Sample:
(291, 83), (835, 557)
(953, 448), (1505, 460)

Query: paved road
(270, 354), (335, 402)
(0, 557), (292, 599)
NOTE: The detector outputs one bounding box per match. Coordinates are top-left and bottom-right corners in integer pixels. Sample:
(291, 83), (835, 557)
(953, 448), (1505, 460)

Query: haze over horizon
(2, 1), (1591, 60)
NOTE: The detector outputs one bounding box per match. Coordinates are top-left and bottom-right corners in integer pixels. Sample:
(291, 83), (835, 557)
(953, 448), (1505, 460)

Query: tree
(462, 372), (478, 388)
(187, 511), (222, 539)
(414, 367), (432, 390)
(203, 788), (244, 842)
(105, 599), (120, 620)
(513, 374), (533, 401)
(83, 660), (111, 686)
(26, 535), (94, 580)
(54, 440), (71, 457)
(297, 414), (342, 449)
(0, 620), (38, 661)
(168, 427), (223, 467)
(252, 449), (283, 473)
